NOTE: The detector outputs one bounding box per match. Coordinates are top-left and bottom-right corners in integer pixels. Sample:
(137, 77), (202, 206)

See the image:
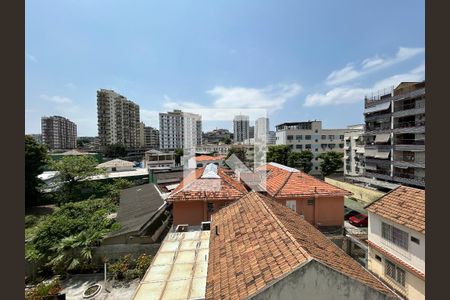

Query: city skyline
(26, 0), (424, 136)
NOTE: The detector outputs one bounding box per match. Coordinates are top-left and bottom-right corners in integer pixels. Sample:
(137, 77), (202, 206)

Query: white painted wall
(368, 212), (425, 273)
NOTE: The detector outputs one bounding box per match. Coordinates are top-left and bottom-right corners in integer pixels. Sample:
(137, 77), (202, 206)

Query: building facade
(29, 134), (43, 144)
(233, 114), (250, 143)
(97, 89), (140, 149)
(41, 115), (77, 149)
(364, 81), (425, 188)
(144, 150), (176, 168)
(159, 110), (202, 151)
(344, 124), (365, 176)
(255, 117), (269, 141)
(275, 120), (359, 174)
(366, 186), (425, 300)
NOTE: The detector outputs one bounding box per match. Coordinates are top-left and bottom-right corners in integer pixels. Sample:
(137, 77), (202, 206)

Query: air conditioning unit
(175, 224), (189, 232)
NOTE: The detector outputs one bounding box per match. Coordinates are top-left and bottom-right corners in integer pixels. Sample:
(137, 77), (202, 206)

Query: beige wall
(325, 177), (385, 204)
(368, 246), (425, 300)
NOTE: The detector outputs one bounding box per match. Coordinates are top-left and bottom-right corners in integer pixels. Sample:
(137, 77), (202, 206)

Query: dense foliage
(225, 146), (247, 164)
(109, 254), (153, 281)
(266, 145), (291, 165)
(51, 156), (104, 203)
(26, 198), (119, 275)
(25, 277), (62, 299)
(104, 143), (127, 158)
(174, 148), (184, 165)
(287, 151), (314, 173)
(318, 151), (344, 177)
(25, 135), (50, 207)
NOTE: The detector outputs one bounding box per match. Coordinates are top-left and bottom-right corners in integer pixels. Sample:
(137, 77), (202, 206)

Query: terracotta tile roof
(195, 155), (225, 162)
(256, 163), (351, 198)
(206, 192), (397, 299)
(167, 167), (248, 202)
(366, 186), (425, 234)
(368, 241), (425, 280)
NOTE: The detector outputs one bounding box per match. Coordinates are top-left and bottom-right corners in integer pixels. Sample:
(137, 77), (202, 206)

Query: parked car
(349, 213), (368, 227)
(344, 207), (360, 220)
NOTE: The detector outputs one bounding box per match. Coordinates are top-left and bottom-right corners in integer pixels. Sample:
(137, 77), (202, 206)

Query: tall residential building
(275, 120), (359, 174)
(233, 114), (249, 143)
(249, 126), (255, 139)
(363, 81), (425, 188)
(159, 109), (202, 151)
(144, 126), (160, 149)
(344, 124), (365, 177)
(97, 89), (140, 149)
(138, 122), (145, 147)
(41, 116), (77, 150)
(255, 117), (269, 141)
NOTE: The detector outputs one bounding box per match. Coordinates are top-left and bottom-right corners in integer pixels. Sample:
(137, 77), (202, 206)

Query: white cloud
(326, 47), (424, 85)
(140, 109), (160, 128)
(26, 53), (38, 63)
(305, 64), (425, 107)
(40, 94), (73, 104)
(207, 83), (302, 111)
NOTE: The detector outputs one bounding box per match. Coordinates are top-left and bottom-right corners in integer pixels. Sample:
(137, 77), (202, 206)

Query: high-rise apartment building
(255, 117), (269, 141)
(364, 81), (425, 188)
(159, 110), (202, 151)
(97, 89), (140, 149)
(344, 125), (365, 176)
(144, 126), (160, 149)
(275, 120), (359, 174)
(233, 115), (249, 143)
(41, 116), (77, 150)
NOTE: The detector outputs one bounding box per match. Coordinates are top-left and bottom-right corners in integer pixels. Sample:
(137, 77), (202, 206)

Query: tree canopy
(318, 151), (344, 177)
(287, 150), (314, 173)
(25, 135), (50, 207)
(51, 156), (104, 202)
(104, 143), (127, 158)
(174, 148), (184, 165)
(266, 145), (291, 166)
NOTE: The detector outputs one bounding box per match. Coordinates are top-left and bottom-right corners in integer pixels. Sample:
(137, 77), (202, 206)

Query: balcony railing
(394, 120), (425, 129)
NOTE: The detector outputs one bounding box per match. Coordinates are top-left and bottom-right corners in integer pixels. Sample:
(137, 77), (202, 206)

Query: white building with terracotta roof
(366, 186), (425, 300)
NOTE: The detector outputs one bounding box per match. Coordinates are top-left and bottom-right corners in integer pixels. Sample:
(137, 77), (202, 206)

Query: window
(286, 200), (297, 212)
(296, 144), (303, 150)
(315, 139), (318, 142)
(296, 135), (303, 140)
(375, 255), (382, 262)
(339, 135), (344, 140)
(287, 135), (294, 140)
(207, 202), (214, 213)
(305, 135), (311, 140)
(339, 143), (344, 148)
(385, 260), (406, 286)
(411, 236), (420, 245)
(321, 135), (326, 140)
(307, 199), (315, 205)
(305, 144), (311, 149)
(315, 129), (318, 133)
(315, 148), (318, 152)
(328, 135), (335, 140)
(382, 222), (409, 250)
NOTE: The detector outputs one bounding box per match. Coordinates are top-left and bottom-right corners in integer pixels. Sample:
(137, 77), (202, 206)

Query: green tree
(288, 151), (314, 173)
(104, 143), (127, 158)
(225, 146), (247, 163)
(26, 198), (119, 274)
(267, 145), (291, 165)
(25, 135), (50, 207)
(51, 156), (104, 203)
(174, 148), (184, 165)
(222, 136), (232, 145)
(318, 151), (344, 177)
(106, 178), (134, 204)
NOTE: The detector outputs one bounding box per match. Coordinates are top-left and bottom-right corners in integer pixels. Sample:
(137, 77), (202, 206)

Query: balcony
(393, 120), (425, 134)
(393, 172), (425, 187)
(364, 171), (392, 181)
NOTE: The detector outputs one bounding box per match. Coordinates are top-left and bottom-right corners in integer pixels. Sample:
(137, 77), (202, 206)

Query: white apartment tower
(97, 89), (140, 149)
(233, 114), (250, 143)
(159, 110), (202, 151)
(344, 124), (365, 176)
(41, 115), (77, 150)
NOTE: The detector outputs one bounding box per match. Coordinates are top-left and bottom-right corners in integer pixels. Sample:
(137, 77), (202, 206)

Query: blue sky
(26, 0), (424, 136)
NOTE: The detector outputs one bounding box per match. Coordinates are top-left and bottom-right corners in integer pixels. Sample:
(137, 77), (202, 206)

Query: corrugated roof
(97, 158), (134, 168)
(106, 184), (166, 238)
(366, 186), (425, 234)
(206, 192), (397, 299)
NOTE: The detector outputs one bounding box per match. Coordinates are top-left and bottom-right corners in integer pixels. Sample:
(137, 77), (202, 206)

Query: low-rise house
(96, 158), (135, 172)
(167, 164), (248, 226)
(189, 155), (225, 168)
(366, 186), (425, 300)
(133, 192), (399, 300)
(145, 150), (176, 168)
(256, 162), (351, 228)
(103, 184), (170, 245)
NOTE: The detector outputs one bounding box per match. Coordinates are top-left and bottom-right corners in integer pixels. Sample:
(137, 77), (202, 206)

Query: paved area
(61, 274), (140, 300)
